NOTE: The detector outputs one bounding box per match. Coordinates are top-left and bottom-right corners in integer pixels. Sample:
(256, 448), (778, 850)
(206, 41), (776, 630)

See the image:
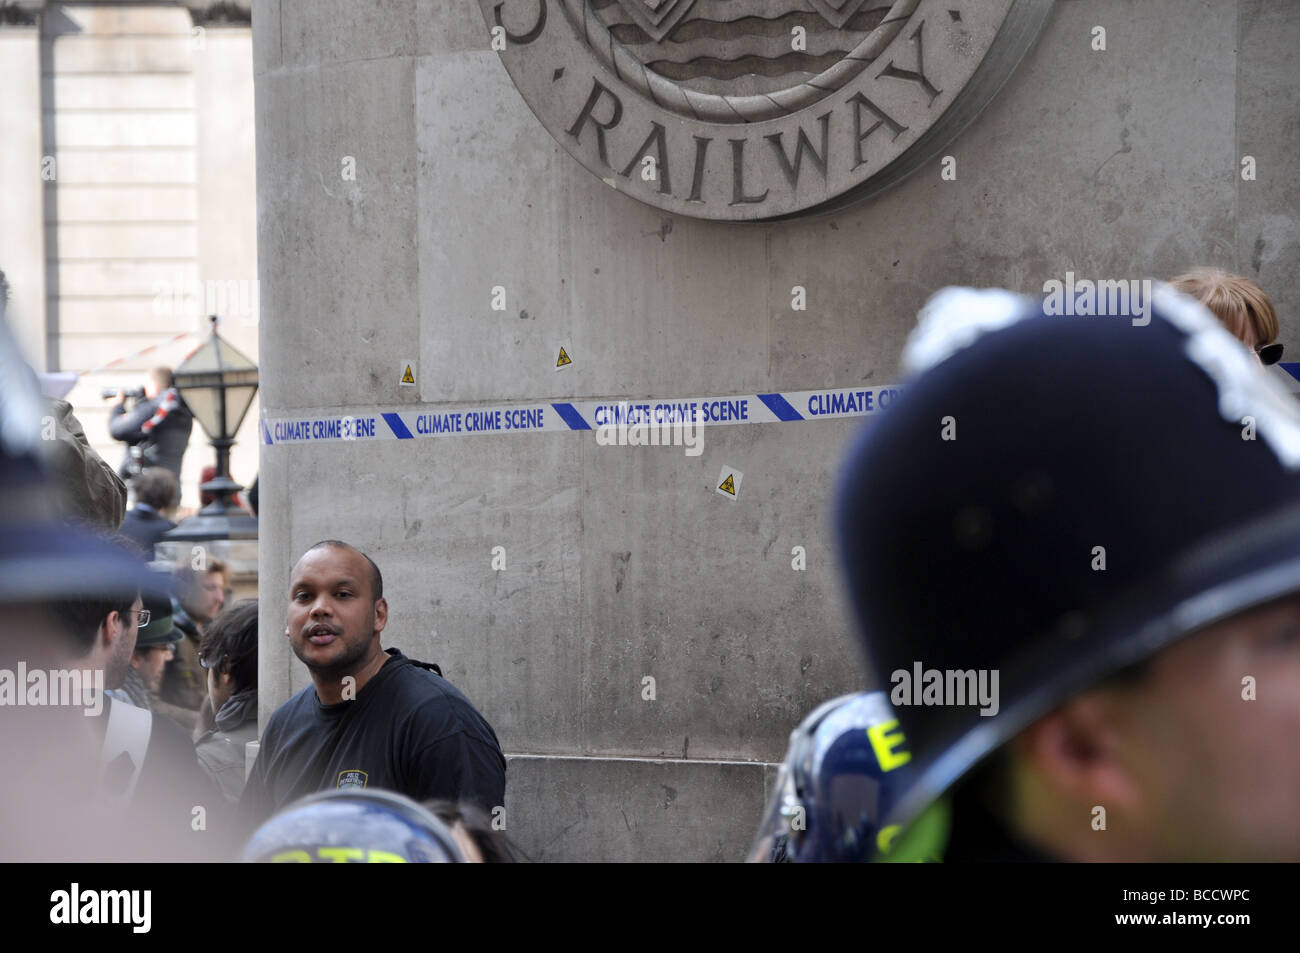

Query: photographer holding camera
(104, 366), (193, 499)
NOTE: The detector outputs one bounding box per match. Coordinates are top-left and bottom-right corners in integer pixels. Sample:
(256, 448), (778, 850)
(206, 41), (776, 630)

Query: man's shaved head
(287, 541), (389, 686)
(302, 540), (383, 601)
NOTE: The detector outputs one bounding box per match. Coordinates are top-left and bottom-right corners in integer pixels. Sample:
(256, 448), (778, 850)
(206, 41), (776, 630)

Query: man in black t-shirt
(238, 540), (506, 834)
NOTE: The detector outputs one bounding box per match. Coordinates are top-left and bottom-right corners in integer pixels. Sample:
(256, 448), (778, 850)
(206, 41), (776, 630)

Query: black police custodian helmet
(835, 283), (1300, 834)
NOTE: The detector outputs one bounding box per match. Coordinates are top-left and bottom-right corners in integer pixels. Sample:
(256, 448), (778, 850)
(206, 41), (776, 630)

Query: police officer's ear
(1009, 692), (1143, 814)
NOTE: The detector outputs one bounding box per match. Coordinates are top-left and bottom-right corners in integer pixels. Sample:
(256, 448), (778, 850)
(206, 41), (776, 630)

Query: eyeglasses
(199, 653), (227, 670)
(1257, 342), (1284, 366)
(124, 609), (151, 628)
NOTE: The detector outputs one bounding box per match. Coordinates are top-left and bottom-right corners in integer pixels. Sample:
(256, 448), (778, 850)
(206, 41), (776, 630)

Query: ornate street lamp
(164, 315), (258, 541)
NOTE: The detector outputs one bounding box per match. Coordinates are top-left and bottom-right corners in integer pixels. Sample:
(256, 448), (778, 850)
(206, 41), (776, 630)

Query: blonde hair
(1170, 268), (1278, 346)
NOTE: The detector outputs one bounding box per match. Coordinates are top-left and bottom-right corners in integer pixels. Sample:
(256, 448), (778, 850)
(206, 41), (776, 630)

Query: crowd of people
(0, 268), (520, 861)
(0, 265), (1294, 863)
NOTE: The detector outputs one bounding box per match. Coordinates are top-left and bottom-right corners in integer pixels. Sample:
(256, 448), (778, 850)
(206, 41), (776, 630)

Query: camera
(101, 387), (145, 400)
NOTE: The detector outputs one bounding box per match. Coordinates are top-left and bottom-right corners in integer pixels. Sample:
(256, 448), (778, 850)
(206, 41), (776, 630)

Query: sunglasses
(1257, 342), (1284, 366)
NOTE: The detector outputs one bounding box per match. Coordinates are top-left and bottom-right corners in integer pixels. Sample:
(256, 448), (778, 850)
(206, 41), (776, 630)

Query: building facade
(0, 0), (259, 516)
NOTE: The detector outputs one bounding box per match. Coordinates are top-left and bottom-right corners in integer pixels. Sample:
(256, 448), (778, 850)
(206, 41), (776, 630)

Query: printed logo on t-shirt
(336, 769), (368, 791)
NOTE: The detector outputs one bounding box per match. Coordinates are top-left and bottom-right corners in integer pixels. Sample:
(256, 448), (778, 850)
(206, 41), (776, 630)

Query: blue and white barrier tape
(261, 384), (905, 446)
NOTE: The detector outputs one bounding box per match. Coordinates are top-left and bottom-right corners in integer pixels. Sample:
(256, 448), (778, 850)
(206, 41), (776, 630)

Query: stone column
(186, 0), (261, 497)
(0, 2), (47, 368)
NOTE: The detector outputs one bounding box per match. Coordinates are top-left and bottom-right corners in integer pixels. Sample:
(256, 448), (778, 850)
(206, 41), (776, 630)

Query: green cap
(136, 589), (182, 648)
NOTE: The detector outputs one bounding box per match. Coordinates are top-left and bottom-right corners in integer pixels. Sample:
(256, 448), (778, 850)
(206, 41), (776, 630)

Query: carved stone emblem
(481, 0), (1053, 220)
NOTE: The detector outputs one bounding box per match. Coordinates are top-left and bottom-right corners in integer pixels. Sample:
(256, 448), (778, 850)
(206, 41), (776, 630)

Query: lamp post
(163, 315), (259, 541)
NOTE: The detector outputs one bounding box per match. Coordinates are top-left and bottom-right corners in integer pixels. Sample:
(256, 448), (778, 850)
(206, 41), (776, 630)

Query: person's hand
(103, 389), (125, 404)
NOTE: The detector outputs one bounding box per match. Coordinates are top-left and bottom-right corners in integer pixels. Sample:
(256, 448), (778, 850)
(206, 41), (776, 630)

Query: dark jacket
(43, 397), (127, 530)
(119, 666), (153, 711)
(109, 391), (193, 483)
(119, 503), (176, 558)
(196, 687), (258, 802)
(155, 601), (207, 732)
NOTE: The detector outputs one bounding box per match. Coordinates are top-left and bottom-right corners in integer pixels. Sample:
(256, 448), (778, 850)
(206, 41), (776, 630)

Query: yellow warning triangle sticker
(556, 346), (572, 368)
(401, 364), (415, 384)
(718, 473), (736, 495)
